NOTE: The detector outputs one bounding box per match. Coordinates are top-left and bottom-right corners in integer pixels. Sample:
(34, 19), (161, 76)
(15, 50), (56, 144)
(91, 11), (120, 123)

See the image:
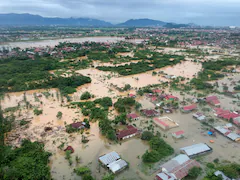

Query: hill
(0, 13), (112, 26)
(117, 18), (166, 27)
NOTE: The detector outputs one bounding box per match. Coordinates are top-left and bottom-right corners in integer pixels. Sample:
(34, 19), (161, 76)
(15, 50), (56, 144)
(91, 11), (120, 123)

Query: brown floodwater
(1, 37), (146, 49)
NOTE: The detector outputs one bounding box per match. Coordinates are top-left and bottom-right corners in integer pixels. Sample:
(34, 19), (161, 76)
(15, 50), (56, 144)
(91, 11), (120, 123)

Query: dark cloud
(0, 0), (240, 26)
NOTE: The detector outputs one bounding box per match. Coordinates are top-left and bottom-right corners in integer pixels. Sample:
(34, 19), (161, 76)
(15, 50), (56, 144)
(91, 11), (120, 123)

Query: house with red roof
(165, 95), (178, 101)
(128, 94), (136, 98)
(127, 113), (139, 121)
(153, 118), (170, 130)
(172, 130), (185, 139)
(141, 109), (159, 117)
(214, 108), (240, 121)
(181, 104), (197, 113)
(152, 89), (162, 94)
(117, 125), (139, 140)
(206, 96), (221, 107)
(159, 154), (200, 180)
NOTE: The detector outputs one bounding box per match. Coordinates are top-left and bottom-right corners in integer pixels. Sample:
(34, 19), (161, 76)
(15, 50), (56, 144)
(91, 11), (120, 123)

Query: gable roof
(99, 151), (120, 166)
(171, 159), (200, 179)
(117, 125), (138, 139)
(183, 104), (197, 111)
(127, 113), (139, 119)
(173, 130), (185, 136)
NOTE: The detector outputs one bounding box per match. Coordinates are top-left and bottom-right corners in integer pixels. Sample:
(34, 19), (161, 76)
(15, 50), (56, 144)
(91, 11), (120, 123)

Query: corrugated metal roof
(107, 159), (128, 173)
(214, 126), (229, 134)
(172, 154), (189, 164)
(99, 151), (120, 165)
(161, 154), (189, 172)
(180, 143), (211, 156)
(227, 133), (240, 141)
(171, 159), (200, 179)
(156, 172), (175, 180)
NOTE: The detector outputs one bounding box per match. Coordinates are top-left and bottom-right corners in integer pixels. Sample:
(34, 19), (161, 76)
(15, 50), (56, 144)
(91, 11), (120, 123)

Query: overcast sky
(0, 0), (240, 26)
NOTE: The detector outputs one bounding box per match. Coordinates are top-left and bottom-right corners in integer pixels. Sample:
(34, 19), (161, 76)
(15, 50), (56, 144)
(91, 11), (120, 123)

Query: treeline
(0, 56), (91, 94)
(190, 59), (239, 90)
(97, 53), (184, 76)
(202, 59), (240, 71)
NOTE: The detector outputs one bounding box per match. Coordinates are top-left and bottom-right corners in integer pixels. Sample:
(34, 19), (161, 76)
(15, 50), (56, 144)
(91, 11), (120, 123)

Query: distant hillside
(0, 13), (113, 26)
(163, 23), (190, 28)
(0, 13), (194, 28)
(117, 18), (167, 27)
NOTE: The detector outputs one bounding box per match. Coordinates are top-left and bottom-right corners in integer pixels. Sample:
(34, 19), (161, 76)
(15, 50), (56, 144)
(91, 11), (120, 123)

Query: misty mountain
(0, 13), (113, 26)
(117, 18), (167, 27)
(0, 13), (192, 28)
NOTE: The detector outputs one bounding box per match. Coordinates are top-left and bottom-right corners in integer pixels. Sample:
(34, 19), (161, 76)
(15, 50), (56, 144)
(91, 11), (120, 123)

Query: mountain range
(0, 13), (191, 27)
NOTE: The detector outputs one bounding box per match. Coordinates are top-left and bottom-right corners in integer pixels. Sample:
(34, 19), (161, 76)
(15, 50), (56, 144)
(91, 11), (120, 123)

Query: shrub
(74, 166), (91, 176)
(141, 131), (154, 141)
(33, 109), (43, 116)
(188, 166), (202, 178)
(81, 91), (92, 100)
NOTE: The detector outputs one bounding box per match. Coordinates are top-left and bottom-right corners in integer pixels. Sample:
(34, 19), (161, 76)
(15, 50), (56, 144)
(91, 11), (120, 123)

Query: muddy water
(49, 122), (149, 180)
(1, 37), (146, 49)
(161, 61), (202, 79)
(160, 112), (240, 163)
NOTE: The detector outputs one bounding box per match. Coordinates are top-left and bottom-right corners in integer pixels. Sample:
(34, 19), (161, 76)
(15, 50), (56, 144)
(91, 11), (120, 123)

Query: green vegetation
(102, 173), (115, 180)
(1, 140), (51, 180)
(20, 119), (29, 126)
(72, 97), (116, 140)
(204, 160), (240, 180)
(0, 56), (91, 96)
(141, 131), (154, 141)
(142, 136), (174, 163)
(80, 91), (92, 100)
(74, 166), (91, 175)
(0, 108), (51, 179)
(97, 53), (184, 76)
(188, 166), (202, 178)
(114, 97), (136, 113)
(33, 108), (43, 115)
(56, 111), (63, 119)
(113, 113), (127, 125)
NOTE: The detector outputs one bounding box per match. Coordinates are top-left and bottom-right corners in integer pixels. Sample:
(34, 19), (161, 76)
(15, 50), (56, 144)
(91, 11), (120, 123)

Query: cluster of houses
(214, 124), (240, 142)
(156, 143), (212, 180)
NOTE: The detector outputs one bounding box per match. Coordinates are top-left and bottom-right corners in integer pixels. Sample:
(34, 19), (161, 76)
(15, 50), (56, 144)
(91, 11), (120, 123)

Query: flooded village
(1, 28), (240, 180)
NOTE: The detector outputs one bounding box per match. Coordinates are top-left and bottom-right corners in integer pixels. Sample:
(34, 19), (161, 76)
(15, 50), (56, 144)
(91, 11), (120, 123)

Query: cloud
(0, 0), (240, 26)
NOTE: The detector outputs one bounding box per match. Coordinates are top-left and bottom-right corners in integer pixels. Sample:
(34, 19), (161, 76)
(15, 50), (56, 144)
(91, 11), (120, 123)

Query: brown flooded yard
(1, 42), (240, 180)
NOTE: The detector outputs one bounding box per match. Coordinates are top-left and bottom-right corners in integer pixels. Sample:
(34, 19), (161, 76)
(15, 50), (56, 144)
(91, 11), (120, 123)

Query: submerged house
(117, 125), (139, 140)
(214, 126), (240, 142)
(206, 96), (221, 107)
(141, 109), (159, 117)
(181, 104), (197, 113)
(172, 130), (185, 139)
(192, 112), (206, 121)
(213, 108), (240, 121)
(99, 151), (128, 174)
(180, 143), (212, 157)
(127, 113), (140, 121)
(157, 154), (200, 180)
